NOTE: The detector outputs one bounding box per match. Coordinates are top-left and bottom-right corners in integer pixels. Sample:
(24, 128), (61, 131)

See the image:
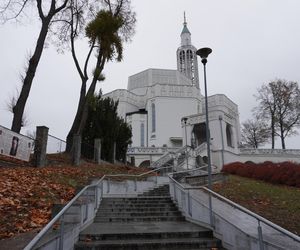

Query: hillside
(213, 175), (300, 235)
(0, 154), (150, 239)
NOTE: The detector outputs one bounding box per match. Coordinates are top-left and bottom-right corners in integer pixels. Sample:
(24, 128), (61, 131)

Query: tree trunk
(76, 73), (100, 136)
(65, 55), (104, 152)
(66, 79), (87, 152)
(75, 55), (105, 138)
(280, 122), (286, 149)
(11, 18), (51, 133)
(271, 117), (275, 149)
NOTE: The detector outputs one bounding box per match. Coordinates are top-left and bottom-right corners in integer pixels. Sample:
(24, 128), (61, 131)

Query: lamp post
(196, 47), (213, 227)
(182, 117), (189, 169)
(219, 115), (225, 169)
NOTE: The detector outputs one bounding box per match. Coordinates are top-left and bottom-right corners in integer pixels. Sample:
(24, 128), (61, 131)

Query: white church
(104, 17), (300, 169)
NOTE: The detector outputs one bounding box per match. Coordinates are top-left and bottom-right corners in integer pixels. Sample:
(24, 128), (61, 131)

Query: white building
(104, 17), (300, 169)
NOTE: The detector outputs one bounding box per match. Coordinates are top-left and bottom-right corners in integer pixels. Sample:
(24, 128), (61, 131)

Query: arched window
(151, 102), (156, 133)
(226, 124), (233, 147)
(179, 51), (186, 72)
(187, 49), (193, 59)
(140, 123), (145, 147)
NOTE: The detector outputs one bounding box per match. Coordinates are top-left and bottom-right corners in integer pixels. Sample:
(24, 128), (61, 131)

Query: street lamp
(196, 47), (213, 227)
(182, 117), (189, 169)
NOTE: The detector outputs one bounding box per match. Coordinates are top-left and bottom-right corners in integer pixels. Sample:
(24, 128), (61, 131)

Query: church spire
(181, 12), (191, 36)
(177, 12), (200, 89)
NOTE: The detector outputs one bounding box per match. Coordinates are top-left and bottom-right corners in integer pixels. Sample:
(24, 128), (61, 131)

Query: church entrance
(192, 123), (207, 147)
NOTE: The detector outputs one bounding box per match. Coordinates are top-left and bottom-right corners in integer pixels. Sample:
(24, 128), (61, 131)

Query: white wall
(127, 113), (147, 147)
(148, 97), (199, 147)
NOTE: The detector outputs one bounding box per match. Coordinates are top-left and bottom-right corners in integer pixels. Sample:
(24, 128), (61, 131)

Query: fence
(47, 134), (66, 154)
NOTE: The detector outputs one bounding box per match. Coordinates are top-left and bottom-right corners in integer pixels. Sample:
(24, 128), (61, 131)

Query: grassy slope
(213, 175), (300, 235)
(0, 154), (151, 239)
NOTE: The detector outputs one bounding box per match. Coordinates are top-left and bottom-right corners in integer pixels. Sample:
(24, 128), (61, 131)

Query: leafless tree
(1, 0), (70, 133)
(240, 117), (270, 148)
(255, 79), (300, 149)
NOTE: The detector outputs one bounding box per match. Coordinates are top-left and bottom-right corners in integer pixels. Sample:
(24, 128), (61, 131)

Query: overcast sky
(0, 0), (300, 148)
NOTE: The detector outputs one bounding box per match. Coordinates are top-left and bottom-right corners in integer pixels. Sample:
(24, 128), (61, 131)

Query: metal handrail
(25, 165), (174, 250)
(200, 186), (300, 242)
(48, 134), (66, 143)
(150, 145), (191, 169)
(168, 172), (300, 243)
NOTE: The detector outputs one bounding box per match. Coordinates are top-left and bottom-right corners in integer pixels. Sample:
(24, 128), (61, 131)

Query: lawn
(213, 175), (300, 235)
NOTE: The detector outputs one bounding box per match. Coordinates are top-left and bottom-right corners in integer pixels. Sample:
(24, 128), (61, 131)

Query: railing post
(34, 126), (49, 167)
(95, 186), (98, 210)
(187, 190), (192, 216)
(134, 178), (137, 191)
(173, 181), (177, 200)
(258, 220), (265, 250)
(107, 178), (110, 193)
(59, 215), (64, 250)
(101, 181), (104, 197)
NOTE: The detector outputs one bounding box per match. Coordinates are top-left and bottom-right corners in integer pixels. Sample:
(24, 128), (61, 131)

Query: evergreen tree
(82, 93), (132, 162)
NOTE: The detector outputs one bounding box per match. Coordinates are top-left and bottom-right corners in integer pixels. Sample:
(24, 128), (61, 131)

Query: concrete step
(96, 211), (182, 217)
(79, 225), (213, 241)
(75, 185), (225, 249)
(97, 207), (179, 212)
(94, 215), (185, 223)
(101, 197), (173, 202)
(99, 204), (177, 210)
(75, 237), (222, 250)
(100, 202), (175, 207)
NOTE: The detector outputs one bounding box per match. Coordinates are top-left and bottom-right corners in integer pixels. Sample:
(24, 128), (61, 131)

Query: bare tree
(255, 82), (277, 148)
(255, 79), (300, 149)
(273, 80), (300, 149)
(241, 117), (270, 148)
(52, 0), (136, 152)
(1, 0), (69, 133)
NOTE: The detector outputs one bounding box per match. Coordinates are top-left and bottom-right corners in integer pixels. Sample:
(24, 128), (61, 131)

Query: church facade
(103, 17), (300, 169)
(103, 17), (240, 168)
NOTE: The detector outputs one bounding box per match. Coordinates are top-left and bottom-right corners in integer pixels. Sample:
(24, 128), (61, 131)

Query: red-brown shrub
(222, 161), (300, 187)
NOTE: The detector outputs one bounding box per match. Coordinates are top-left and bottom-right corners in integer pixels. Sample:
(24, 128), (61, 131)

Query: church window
(140, 123), (145, 147)
(179, 51), (186, 72)
(226, 124), (233, 147)
(151, 102), (156, 133)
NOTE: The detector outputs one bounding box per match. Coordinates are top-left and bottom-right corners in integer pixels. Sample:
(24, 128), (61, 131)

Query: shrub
(222, 161), (300, 187)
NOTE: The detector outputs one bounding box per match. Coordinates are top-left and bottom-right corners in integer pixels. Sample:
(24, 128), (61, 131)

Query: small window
(140, 123), (145, 147)
(151, 102), (156, 133)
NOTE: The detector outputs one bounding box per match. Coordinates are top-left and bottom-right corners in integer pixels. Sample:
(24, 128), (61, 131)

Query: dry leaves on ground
(0, 157), (150, 239)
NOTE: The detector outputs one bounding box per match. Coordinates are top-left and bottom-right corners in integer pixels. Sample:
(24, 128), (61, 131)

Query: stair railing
(24, 165), (175, 250)
(168, 171), (300, 250)
(150, 145), (188, 169)
(193, 142), (207, 157)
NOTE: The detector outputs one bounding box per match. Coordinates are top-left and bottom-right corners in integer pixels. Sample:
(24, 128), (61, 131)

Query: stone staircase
(75, 185), (224, 250)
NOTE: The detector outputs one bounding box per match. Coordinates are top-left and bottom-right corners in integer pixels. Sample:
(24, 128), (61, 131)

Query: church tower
(176, 13), (199, 89)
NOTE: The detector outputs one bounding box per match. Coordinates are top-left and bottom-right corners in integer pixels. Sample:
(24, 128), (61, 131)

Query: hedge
(222, 161), (300, 187)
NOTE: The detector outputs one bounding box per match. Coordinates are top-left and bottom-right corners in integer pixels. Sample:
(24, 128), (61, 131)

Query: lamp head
(182, 117), (188, 124)
(196, 47), (212, 65)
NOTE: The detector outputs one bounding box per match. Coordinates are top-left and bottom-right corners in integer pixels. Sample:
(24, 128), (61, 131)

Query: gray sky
(1, 0), (300, 148)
